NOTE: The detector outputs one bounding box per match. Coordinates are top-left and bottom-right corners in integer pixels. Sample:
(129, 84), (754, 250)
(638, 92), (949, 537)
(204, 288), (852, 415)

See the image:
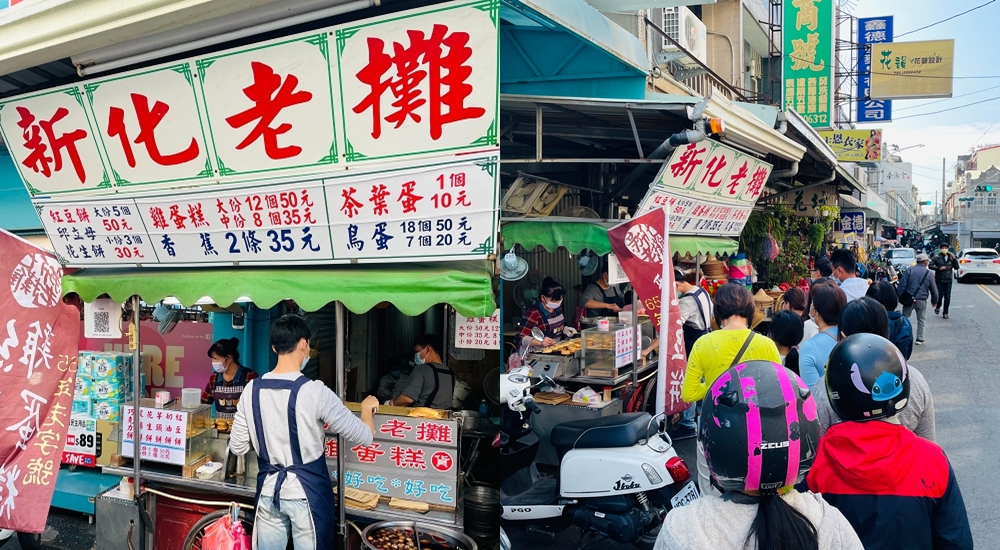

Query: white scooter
(499, 367), (699, 549)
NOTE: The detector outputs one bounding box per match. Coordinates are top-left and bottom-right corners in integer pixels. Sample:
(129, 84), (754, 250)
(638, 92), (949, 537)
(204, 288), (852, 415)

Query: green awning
(62, 262), (496, 318)
(501, 221), (738, 257)
(502, 221), (614, 255)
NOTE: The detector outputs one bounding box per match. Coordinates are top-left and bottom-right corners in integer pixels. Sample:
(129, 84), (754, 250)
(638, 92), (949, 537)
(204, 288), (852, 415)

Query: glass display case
(581, 324), (625, 376)
(122, 401), (213, 467)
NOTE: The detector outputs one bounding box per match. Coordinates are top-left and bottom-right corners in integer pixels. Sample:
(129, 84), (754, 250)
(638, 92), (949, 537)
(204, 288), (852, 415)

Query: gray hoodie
(897, 264), (939, 303)
(653, 490), (863, 550)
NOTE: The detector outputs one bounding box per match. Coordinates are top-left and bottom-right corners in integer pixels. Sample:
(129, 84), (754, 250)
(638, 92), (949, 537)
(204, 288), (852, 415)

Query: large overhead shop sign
(870, 40), (955, 99)
(857, 16), (893, 122)
(0, 0), (500, 267)
(782, 0), (835, 128)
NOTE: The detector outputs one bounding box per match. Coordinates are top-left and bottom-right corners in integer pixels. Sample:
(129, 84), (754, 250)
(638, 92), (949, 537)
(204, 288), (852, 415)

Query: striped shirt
(519, 302), (565, 351)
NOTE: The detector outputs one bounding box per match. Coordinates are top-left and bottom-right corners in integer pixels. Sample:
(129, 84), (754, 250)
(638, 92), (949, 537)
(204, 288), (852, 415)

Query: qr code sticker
(94, 311), (110, 334)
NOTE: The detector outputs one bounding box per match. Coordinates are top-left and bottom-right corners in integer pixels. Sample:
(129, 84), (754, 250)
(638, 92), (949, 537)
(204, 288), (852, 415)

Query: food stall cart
(0, 1), (501, 548)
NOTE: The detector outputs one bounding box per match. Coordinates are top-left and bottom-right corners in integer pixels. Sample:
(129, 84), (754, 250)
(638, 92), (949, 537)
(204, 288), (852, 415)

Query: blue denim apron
(252, 376), (337, 550)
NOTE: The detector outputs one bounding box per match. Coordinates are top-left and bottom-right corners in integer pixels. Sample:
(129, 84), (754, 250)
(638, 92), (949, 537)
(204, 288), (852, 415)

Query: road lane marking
(976, 284), (1000, 307)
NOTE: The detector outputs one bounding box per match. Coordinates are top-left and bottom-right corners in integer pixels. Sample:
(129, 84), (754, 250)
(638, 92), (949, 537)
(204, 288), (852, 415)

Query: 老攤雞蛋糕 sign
(636, 139), (774, 237)
(120, 405), (190, 466)
(454, 309), (500, 349)
(326, 414), (459, 507)
(0, 0), (499, 266)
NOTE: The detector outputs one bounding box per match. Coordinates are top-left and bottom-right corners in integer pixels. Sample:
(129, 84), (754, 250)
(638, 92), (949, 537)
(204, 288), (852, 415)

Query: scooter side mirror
(531, 327), (545, 342)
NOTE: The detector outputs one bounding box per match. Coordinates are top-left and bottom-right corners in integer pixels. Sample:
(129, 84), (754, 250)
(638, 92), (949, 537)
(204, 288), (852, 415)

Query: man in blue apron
(229, 315), (379, 550)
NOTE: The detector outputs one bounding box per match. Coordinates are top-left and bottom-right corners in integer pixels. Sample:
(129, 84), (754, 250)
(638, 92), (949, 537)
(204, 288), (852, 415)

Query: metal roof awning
(500, 220), (740, 257)
(500, 93), (806, 163)
(62, 261), (497, 318)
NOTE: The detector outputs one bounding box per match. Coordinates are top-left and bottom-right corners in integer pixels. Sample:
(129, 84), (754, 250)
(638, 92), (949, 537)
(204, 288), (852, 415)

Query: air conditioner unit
(662, 6), (707, 67)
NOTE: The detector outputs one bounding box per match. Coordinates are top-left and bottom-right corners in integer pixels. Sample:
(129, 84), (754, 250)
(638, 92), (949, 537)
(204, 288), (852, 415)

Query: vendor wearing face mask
(517, 277), (574, 354)
(386, 334), (455, 409)
(202, 337), (258, 422)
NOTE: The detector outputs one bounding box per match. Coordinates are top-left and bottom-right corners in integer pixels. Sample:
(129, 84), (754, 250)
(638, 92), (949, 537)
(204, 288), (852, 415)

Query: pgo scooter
(499, 367), (699, 549)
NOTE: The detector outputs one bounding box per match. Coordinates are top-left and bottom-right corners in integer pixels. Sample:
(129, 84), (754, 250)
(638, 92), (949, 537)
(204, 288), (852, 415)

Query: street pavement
(507, 280), (1000, 549)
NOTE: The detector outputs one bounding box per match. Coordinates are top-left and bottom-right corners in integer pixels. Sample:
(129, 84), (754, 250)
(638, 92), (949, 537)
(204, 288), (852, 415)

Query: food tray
(537, 339), (581, 355)
(361, 521), (477, 550)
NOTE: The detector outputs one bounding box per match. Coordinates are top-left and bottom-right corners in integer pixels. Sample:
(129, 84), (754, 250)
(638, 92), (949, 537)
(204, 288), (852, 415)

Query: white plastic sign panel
(325, 157), (497, 261)
(0, 86), (109, 195)
(607, 253), (630, 284)
(39, 201), (158, 264)
(198, 37), (338, 176)
(86, 64), (214, 188)
(121, 405), (189, 466)
(84, 298), (123, 338)
(455, 309), (500, 349)
(132, 180), (332, 265)
(614, 327), (636, 368)
(338, 2), (498, 164)
(0, 0), (499, 199)
(63, 414), (98, 467)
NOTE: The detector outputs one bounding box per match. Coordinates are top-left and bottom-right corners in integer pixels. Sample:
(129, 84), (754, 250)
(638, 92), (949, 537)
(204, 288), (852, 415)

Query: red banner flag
(0, 230), (80, 533)
(607, 208), (689, 416)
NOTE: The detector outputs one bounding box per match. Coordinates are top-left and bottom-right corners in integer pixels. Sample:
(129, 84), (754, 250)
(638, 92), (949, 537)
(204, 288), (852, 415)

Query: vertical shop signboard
(327, 415), (460, 507)
(454, 309), (500, 349)
(0, 230), (81, 533)
(121, 406), (189, 466)
(783, 0), (834, 127)
(858, 16), (893, 122)
(840, 211), (866, 233)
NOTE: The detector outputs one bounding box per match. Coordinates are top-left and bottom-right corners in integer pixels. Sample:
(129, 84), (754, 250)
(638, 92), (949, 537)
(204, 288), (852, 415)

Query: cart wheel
(16, 532), (42, 550)
(641, 377), (657, 415)
(182, 509), (254, 550)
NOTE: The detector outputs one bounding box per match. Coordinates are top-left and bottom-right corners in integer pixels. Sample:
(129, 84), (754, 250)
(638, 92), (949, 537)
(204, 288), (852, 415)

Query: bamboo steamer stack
(701, 257), (728, 280)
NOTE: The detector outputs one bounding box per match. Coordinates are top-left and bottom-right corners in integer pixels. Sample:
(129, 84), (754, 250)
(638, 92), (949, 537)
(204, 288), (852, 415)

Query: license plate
(670, 481), (699, 508)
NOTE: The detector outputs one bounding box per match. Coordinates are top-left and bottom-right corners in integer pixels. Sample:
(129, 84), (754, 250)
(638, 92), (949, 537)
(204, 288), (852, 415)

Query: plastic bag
(202, 513), (251, 550)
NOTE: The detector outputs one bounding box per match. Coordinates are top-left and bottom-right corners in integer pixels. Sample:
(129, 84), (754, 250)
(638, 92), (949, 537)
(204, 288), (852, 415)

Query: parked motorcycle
(499, 367), (698, 549)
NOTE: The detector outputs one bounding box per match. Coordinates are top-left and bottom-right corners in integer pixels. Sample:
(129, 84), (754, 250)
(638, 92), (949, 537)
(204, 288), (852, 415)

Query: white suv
(958, 248), (1000, 283)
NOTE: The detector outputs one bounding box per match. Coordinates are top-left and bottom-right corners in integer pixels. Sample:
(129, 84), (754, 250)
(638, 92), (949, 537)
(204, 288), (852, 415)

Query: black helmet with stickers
(825, 333), (910, 422)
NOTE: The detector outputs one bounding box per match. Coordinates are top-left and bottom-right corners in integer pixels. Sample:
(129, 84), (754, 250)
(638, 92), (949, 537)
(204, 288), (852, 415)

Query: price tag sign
(63, 414), (98, 467)
(454, 309), (500, 349)
(121, 405), (189, 465)
(614, 327), (637, 368)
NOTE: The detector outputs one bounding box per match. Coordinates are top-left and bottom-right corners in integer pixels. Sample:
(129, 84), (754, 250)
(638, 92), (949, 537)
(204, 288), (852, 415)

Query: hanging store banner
(327, 415), (460, 507)
(635, 140), (773, 237)
(840, 211), (866, 233)
(0, 230), (81, 533)
(857, 16), (893, 122)
(37, 155), (498, 267)
(881, 162), (913, 194)
(0, 0), (498, 199)
(870, 40), (955, 99)
(782, 0), (834, 128)
(606, 208), (688, 416)
(819, 129), (882, 162)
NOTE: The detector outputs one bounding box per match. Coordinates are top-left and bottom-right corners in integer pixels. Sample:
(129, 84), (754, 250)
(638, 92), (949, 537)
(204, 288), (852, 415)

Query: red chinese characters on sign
(668, 143), (707, 188)
(107, 93), (200, 168)
(430, 451), (453, 472)
(390, 446), (426, 469)
(226, 61), (313, 160)
(352, 443), (386, 463)
(415, 422), (453, 444)
(15, 107), (88, 184)
(379, 418), (412, 439)
(353, 24), (486, 140)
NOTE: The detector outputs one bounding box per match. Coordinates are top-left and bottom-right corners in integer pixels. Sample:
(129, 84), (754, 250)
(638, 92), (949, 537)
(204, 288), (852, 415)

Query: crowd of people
(651, 247), (970, 550)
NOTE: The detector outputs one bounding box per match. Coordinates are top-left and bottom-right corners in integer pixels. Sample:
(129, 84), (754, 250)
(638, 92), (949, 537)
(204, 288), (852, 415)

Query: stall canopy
(62, 262), (496, 318)
(501, 221), (739, 257)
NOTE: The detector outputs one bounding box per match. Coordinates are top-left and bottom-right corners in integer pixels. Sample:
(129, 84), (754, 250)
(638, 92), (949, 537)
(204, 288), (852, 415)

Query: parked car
(957, 248), (1000, 283)
(885, 247), (916, 270)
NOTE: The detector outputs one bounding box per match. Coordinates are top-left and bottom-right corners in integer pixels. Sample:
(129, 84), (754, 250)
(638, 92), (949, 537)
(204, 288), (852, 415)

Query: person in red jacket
(807, 333), (972, 550)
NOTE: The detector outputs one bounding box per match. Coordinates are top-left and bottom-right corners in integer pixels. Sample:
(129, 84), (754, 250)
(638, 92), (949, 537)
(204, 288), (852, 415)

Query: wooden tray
(534, 392), (571, 405)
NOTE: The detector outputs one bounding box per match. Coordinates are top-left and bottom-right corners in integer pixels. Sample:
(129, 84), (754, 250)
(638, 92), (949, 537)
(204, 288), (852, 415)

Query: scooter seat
(550, 412), (657, 450)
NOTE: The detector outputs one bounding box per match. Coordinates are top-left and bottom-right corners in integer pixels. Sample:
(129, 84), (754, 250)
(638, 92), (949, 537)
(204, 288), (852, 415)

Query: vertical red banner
(607, 208), (689, 416)
(0, 230), (80, 532)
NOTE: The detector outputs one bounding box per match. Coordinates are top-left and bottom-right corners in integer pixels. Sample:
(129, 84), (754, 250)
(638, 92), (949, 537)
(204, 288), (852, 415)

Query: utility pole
(942, 157), (947, 223)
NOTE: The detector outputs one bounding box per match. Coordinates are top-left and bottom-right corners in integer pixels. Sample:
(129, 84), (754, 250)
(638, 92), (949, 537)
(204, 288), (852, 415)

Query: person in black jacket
(931, 244), (960, 318)
(866, 281), (913, 359)
(808, 333), (972, 550)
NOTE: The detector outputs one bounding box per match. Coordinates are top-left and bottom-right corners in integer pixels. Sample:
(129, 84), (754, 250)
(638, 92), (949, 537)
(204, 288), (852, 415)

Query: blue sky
(851, 0), (1000, 203)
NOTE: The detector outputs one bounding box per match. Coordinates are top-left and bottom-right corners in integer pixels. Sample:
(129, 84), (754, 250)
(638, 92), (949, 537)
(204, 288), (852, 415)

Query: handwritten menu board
(455, 309), (500, 349)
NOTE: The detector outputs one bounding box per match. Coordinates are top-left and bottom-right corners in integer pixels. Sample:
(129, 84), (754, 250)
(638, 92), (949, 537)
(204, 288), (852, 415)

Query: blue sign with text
(858, 16), (893, 123)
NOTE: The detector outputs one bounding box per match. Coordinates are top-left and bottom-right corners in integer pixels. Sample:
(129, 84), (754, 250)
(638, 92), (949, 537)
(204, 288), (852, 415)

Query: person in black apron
(675, 270), (712, 355)
(389, 334), (455, 410)
(228, 315), (378, 550)
(581, 266), (625, 318)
